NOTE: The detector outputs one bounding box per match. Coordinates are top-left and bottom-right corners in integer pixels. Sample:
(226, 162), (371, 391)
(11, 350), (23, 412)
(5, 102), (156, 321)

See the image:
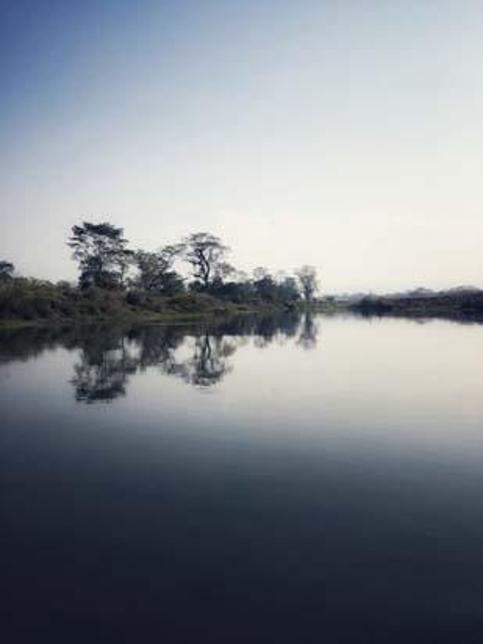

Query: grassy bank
(0, 278), (286, 327)
(3, 278), (482, 328)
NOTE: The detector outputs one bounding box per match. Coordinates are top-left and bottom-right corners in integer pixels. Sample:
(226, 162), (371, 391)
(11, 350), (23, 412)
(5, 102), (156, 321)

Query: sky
(1, 0), (482, 293)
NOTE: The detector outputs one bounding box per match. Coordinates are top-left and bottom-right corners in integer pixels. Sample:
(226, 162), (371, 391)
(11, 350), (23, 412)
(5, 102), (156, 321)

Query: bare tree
(253, 267), (269, 281)
(182, 232), (229, 287)
(0, 260), (14, 281)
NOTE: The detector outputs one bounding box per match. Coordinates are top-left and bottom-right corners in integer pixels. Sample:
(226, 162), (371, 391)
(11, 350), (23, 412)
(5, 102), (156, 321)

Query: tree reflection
(297, 312), (318, 350)
(72, 332), (138, 403)
(0, 311), (320, 403)
(182, 335), (236, 387)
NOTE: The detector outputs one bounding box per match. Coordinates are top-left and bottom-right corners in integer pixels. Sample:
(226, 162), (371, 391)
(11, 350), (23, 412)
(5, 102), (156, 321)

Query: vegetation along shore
(0, 222), (318, 324)
(1, 221), (482, 325)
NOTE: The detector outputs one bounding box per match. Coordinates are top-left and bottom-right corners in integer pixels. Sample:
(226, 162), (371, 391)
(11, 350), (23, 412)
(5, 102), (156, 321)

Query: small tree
(252, 268), (277, 301)
(0, 260), (14, 281)
(295, 265), (319, 302)
(134, 245), (184, 294)
(253, 267), (269, 281)
(278, 276), (300, 302)
(68, 222), (133, 289)
(183, 232), (229, 288)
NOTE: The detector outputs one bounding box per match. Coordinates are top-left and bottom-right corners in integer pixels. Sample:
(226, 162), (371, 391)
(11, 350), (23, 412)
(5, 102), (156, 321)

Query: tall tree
(0, 260), (14, 281)
(183, 232), (229, 287)
(68, 222), (133, 289)
(295, 265), (319, 302)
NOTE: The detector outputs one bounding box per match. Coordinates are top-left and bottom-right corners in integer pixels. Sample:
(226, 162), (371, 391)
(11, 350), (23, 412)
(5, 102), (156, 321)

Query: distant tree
(213, 261), (235, 281)
(233, 269), (249, 283)
(278, 276), (300, 302)
(183, 232), (229, 287)
(253, 269), (277, 301)
(253, 267), (269, 281)
(134, 245), (184, 294)
(295, 265), (319, 302)
(157, 271), (185, 296)
(250, 271), (300, 303)
(68, 222), (133, 289)
(0, 260), (14, 281)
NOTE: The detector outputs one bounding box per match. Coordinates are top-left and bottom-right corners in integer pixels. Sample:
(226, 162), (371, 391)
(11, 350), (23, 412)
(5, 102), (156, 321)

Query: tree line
(66, 221), (319, 303)
(0, 221), (320, 320)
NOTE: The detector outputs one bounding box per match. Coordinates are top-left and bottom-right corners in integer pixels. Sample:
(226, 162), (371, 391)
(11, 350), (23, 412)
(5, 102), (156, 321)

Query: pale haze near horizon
(1, 0), (482, 293)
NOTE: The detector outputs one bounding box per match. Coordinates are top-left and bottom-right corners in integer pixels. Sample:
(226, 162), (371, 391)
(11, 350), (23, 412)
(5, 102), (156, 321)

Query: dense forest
(0, 222), (319, 322)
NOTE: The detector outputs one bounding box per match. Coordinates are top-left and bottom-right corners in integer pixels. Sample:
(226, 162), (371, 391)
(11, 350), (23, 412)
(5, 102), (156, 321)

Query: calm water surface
(2, 313), (483, 642)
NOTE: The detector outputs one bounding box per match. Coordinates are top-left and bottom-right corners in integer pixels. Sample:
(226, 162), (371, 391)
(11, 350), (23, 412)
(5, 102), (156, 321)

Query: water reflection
(72, 332), (139, 403)
(3, 313), (483, 642)
(0, 312), (318, 403)
(297, 311), (318, 350)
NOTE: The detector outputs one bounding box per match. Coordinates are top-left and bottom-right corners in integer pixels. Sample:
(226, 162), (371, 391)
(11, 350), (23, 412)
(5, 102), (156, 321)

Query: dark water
(2, 313), (483, 643)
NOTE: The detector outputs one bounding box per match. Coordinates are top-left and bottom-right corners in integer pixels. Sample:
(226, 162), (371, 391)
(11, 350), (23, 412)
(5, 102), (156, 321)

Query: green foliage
(0, 278), (237, 322)
(134, 247), (184, 295)
(68, 222), (133, 290)
(0, 223), (316, 322)
(0, 279), (129, 320)
(167, 292), (223, 313)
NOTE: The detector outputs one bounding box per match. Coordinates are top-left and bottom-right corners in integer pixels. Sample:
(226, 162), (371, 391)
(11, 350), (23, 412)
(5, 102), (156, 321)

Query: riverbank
(2, 278), (482, 327)
(349, 290), (483, 322)
(0, 279), (290, 327)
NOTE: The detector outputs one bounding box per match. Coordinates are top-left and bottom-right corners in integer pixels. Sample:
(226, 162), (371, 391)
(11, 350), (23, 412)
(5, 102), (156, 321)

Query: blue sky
(1, 0), (482, 292)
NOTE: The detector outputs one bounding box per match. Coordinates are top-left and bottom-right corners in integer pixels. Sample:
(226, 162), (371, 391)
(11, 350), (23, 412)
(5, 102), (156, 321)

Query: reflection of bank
(185, 335), (236, 387)
(297, 312), (317, 350)
(71, 330), (238, 402)
(0, 311), (320, 404)
(72, 334), (138, 403)
(136, 326), (237, 388)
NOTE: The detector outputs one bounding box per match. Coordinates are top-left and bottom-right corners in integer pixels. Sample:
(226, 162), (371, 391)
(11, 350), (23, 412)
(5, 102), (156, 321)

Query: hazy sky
(1, 0), (482, 292)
